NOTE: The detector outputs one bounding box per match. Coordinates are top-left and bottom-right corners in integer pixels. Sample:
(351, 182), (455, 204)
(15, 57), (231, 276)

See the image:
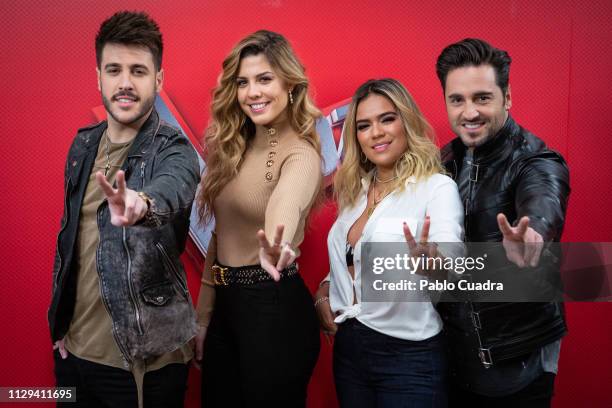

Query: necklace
(366, 174), (393, 218)
(102, 130), (131, 176)
(375, 173), (398, 184)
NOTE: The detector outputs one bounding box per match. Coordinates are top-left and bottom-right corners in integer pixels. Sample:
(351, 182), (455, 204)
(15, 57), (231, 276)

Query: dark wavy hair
(436, 38), (512, 94)
(95, 11), (163, 70)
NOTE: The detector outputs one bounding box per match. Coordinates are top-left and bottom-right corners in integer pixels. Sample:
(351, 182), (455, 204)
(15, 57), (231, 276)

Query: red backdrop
(1, 0), (611, 407)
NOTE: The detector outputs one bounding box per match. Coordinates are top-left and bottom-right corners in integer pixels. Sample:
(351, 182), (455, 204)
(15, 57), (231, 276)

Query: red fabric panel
(0, 1), (610, 406)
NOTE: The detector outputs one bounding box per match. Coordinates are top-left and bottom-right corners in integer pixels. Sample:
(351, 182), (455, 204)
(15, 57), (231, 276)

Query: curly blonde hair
(197, 30), (321, 222)
(334, 78), (444, 209)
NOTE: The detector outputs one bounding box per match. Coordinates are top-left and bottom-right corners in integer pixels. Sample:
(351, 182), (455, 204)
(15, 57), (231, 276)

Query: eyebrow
(236, 71), (274, 80)
(447, 91), (494, 99)
(103, 63), (150, 71)
(356, 110), (397, 123)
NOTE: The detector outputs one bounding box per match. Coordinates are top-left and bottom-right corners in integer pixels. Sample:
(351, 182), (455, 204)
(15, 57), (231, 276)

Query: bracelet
(314, 296), (329, 308)
(136, 191), (161, 227)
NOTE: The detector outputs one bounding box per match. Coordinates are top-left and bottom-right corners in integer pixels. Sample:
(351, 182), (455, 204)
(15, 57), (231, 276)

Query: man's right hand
(314, 282), (337, 338)
(53, 339), (68, 359)
(192, 325), (207, 370)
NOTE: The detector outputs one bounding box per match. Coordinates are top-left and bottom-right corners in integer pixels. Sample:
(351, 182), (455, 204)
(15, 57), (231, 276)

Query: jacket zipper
(140, 161), (146, 189)
(54, 176), (71, 291)
(123, 226), (144, 335)
(156, 242), (189, 299)
(96, 203), (133, 366)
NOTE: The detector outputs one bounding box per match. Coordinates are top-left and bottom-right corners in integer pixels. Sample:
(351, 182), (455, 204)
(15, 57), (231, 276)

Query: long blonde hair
(334, 78), (444, 209)
(197, 30), (321, 222)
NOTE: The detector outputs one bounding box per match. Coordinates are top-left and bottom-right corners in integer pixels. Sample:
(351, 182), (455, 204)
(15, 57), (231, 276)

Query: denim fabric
(333, 319), (447, 408)
(50, 109), (201, 361)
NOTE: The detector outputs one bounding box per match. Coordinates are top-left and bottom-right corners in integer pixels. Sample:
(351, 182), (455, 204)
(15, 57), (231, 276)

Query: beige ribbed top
(196, 125), (321, 327)
(213, 126), (322, 267)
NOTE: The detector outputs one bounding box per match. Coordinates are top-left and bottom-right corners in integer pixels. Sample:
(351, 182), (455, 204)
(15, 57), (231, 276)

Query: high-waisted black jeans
(201, 273), (320, 408)
(333, 319), (448, 408)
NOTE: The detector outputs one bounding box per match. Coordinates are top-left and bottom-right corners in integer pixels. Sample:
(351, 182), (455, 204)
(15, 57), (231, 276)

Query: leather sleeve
(514, 151), (570, 241)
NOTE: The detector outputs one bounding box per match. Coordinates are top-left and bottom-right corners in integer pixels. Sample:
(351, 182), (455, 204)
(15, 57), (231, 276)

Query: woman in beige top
(194, 30), (322, 407)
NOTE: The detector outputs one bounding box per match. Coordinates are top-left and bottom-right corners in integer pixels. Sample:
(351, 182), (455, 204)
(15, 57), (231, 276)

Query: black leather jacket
(440, 116), (570, 367)
(48, 110), (200, 364)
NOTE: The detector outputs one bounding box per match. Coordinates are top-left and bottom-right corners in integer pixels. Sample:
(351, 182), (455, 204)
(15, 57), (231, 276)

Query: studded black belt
(211, 262), (298, 286)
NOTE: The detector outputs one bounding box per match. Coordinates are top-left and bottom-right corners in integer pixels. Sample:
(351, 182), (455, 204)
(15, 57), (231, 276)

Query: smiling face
(444, 64), (511, 149)
(355, 93), (408, 175)
(97, 43), (163, 129)
(236, 53), (290, 127)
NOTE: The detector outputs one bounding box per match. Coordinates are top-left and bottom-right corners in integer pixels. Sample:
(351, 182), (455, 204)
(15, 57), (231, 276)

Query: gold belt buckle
(212, 265), (229, 286)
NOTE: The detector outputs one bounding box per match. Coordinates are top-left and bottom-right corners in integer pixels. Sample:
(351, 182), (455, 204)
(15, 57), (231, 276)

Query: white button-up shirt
(327, 173), (464, 340)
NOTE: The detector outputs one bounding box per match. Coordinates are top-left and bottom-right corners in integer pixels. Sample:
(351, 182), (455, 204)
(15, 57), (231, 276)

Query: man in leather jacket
(48, 11), (200, 407)
(436, 38), (570, 407)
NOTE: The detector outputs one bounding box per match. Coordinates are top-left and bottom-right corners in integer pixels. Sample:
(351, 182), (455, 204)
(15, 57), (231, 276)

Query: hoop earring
(360, 151), (368, 164)
(288, 90), (294, 105)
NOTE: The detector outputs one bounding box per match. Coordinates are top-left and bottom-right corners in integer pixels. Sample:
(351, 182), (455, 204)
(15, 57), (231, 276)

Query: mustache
(112, 91), (138, 101)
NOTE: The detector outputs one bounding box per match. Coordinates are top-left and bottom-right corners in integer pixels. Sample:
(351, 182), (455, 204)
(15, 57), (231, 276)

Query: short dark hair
(95, 11), (163, 70)
(436, 38), (512, 93)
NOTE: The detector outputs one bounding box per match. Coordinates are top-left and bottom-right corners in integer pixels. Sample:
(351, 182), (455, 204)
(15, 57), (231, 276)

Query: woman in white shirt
(315, 79), (463, 407)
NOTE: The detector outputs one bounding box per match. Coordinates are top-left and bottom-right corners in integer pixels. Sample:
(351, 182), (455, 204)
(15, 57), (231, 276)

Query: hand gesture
(314, 281), (337, 343)
(497, 214), (544, 268)
(96, 170), (147, 226)
(403, 216), (439, 275)
(256, 225), (296, 281)
(403, 216), (438, 256)
(192, 325), (207, 370)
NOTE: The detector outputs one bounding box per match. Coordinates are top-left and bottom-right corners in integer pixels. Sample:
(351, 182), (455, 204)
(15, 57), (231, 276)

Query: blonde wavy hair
(334, 78), (444, 209)
(197, 30), (322, 222)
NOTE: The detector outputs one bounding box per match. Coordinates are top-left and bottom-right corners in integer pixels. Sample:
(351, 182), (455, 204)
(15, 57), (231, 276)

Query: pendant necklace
(366, 171), (396, 218)
(102, 130), (130, 176)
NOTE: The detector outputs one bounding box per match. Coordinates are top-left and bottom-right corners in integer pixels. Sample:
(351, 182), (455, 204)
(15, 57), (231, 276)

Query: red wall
(1, 0), (611, 406)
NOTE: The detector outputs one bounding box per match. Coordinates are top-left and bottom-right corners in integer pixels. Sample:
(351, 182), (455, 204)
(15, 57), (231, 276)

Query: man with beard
(436, 39), (570, 407)
(48, 11), (200, 407)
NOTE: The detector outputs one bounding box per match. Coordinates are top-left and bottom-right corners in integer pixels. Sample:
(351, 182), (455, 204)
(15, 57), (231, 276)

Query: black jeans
(449, 372), (556, 408)
(333, 319), (448, 408)
(201, 273), (320, 408)
(54, 351), (188, 407)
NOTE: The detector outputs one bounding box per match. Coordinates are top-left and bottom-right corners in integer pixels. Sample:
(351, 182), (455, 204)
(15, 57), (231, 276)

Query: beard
(102, 90), (156, 127)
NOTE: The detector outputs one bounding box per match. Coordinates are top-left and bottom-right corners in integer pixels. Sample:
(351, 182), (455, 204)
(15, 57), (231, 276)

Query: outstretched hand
(497, 213), (544, 268)
(257, 225), (296, 281)
(403, 216), (438, 257)
(403, 216), (439, 274)
(96, 170), (147, 226)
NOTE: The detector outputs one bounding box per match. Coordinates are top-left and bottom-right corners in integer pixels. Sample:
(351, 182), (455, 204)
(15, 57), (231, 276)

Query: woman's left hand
(257, 224), (296, 281)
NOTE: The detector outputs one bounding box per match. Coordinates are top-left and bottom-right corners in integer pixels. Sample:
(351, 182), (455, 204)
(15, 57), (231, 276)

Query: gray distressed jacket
(49, 109), (200, 364)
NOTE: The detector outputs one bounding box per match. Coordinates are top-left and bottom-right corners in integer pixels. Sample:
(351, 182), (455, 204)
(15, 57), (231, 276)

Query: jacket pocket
(141, 281), (175, 306)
